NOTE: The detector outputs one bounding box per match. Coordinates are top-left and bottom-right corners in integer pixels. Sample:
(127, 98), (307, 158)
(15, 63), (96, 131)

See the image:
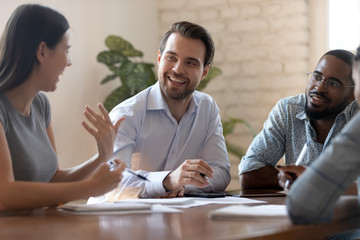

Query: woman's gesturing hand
(81, 103), (124, 161)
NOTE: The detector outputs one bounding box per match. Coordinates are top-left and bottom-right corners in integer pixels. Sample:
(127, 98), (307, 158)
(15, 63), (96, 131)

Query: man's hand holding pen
(277, 165), (306, 190)
(278, 143), (308, 192)
(162, 159), (213, 197)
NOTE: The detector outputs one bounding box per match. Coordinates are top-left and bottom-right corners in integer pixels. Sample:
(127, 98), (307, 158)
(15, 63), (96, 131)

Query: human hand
(81, 103), (124, 161)
(162, 159), (213, 193)
(89, 159), (126, 197)
(277, 165), (306, 191)
(161, 187), (185, 198)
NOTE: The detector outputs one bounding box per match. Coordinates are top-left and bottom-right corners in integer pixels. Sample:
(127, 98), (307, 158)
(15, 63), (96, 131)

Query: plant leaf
(197, 66), (222, 91)
(118, 61), (136, 87)
(103, 86), (131, 111)
(105, 35), (143, 57)
(117, 62), (156, 95)
(222, 117), (257, 161)
(222, 118), (257, 137)
(100, 74), (118, 85)
(142, 63), (157, 86)
(226, 142), (245, 160)
(229, 117), (257, 137)
(97, 51), (127, 66)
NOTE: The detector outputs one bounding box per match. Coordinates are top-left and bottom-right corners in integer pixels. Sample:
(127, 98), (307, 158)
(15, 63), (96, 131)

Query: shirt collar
(296, 98), (358, 122)
(147, 81), (198, 114)
(147, 81), (167, 111)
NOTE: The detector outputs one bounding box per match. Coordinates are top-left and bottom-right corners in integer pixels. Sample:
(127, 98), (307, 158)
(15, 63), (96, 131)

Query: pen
(200, 173), (209, 181)
(284, 143), (307, 192)
(108, 149), (150, 181)
(294, 143), (307, 166)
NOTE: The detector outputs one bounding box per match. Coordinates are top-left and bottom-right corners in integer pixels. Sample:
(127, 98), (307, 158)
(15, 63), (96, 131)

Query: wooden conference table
(0, 194), (360, 240)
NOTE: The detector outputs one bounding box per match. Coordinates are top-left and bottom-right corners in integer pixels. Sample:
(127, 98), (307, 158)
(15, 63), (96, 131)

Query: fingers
(277, 165), (307, 191)
(108, 159), (126, 173)
(176, 187), (185, 197)
(114, 117), (125, 134)
(84, 105), (108, 129)
(184, 159), (213, 178)
(163, 160), (212, 192)
(184, 170), (208, 185)
(112, 159), (126, 172)
(97, 103), (111, 122)
(81, 120), (96, 136)
(82, 104), (125, 137)
(277, 171), (289, 188)
(82, 107), (107, 138)
(276, 165), (306, 178)
(179, 159), (213, 187)
(162, 187), (185, 198)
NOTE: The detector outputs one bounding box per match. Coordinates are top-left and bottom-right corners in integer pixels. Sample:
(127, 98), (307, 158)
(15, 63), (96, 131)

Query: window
(328, 0), (360, 50)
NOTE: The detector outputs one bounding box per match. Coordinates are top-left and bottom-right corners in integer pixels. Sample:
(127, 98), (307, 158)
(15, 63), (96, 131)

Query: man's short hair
(322, 49), (355, 84)
(159, 21), (215, 67)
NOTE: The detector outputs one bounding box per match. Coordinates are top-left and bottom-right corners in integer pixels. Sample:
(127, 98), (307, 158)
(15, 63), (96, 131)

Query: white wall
(0, 0), (159, 168)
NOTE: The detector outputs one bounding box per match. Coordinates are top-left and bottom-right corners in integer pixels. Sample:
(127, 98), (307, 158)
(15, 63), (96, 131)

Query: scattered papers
(59, 202), (151, 212)
(117, 198), (195, 206)
(209, 204), (288, 219)
(58, 202), (183, 215)
(79, 196), (276, 216)
(88, 196), (266, 209)
(172, 197), (266, 209)
(194, 196), (265, 204)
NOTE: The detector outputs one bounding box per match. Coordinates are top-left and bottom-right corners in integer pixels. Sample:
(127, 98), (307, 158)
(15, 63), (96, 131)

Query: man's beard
(162, 84), (195, 100)
(305, 91), (349, 120)
(160, 72), (196, 100)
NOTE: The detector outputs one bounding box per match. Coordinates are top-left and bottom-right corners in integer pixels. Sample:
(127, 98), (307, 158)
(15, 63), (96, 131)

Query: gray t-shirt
(0, 91), (57, 182)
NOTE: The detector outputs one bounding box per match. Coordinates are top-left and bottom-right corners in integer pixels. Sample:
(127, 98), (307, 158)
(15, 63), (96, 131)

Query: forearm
(51, 154), (102, 182)
(0, 180), (94, 211)
(240, 166), (281, 190)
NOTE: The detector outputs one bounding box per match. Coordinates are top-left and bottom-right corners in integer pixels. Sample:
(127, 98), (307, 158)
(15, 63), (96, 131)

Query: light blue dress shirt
(286, 112), (360, 224)
(109, 81), (231, 198)
(239, 94), (359, 175)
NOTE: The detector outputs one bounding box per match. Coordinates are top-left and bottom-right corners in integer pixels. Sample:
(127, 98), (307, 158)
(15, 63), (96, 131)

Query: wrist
(162, 172), (172, 192)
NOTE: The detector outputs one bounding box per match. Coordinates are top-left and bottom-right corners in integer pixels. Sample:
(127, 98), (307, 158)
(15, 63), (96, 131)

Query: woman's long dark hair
(0, 4), (69, 91)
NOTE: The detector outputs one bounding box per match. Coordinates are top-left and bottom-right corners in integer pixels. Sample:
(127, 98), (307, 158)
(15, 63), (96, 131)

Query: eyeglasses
(306, 72), (355, 92)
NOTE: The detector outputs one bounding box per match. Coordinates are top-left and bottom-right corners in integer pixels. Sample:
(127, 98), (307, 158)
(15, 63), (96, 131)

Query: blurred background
(1, 0), (359, 190)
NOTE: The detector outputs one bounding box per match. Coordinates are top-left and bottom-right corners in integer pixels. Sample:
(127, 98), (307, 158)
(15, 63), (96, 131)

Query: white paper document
(59, 202), (151, 212)
(117, 198), (195, 206)
(209, 204), (288, 219)
(88, 196), (265, 208)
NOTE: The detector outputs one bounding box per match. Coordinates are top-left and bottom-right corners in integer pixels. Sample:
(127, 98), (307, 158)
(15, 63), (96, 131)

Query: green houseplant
(97, 35), (256, 160)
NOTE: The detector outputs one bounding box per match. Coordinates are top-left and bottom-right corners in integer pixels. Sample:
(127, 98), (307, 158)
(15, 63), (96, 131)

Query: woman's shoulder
(33, 92), (50, 110)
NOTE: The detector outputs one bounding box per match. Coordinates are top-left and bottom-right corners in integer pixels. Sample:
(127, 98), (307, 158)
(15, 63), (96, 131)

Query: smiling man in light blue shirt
(109, 21), (230, 198)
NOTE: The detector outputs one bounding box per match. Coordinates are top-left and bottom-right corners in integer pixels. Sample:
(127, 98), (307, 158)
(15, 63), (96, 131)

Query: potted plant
(97, 35), (256, 160)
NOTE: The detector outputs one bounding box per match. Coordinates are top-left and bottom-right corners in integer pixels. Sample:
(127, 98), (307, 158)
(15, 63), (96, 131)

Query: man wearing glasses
(239, 49), (359, 190)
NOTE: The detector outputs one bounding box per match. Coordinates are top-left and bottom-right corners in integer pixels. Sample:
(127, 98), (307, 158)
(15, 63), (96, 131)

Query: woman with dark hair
(0, 4), (125, 210)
